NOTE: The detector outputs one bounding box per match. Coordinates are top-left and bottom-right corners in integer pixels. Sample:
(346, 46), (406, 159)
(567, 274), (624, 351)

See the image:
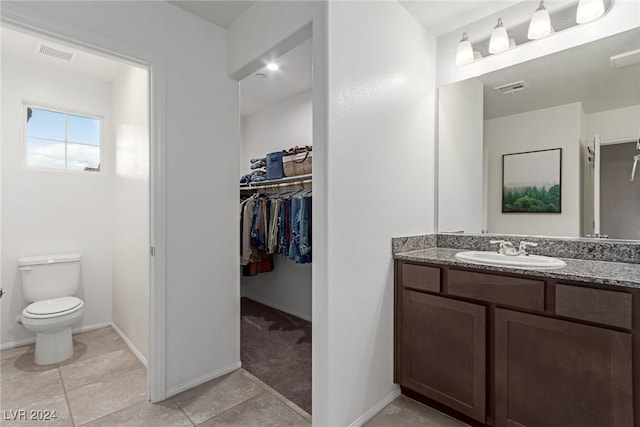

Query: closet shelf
(240, 174), (312, 191)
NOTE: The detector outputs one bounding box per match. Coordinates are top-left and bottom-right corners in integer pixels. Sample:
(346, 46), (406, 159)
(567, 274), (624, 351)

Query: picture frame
(502, 148), (562, 213)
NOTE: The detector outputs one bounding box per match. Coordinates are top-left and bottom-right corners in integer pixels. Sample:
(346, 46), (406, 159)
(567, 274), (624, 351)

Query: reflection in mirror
(438, 27), (640, 240)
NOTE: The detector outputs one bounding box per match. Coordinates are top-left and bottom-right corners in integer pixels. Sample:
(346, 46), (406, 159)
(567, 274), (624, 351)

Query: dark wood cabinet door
(401, 290), (486, 422)
(495, 308), (633, 427)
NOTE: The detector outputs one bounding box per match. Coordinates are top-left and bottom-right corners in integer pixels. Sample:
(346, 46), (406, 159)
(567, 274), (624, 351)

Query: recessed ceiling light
(255, 72), (266, 78)
(266, 63), (279, 71)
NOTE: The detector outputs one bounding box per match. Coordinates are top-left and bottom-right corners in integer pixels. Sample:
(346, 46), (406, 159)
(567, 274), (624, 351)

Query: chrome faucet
(490, 240), (518, 256)
(517, 241), (538, 256)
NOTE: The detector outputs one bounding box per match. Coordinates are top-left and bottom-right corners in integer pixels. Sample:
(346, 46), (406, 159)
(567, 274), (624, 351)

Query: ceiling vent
(37, 42), (75, 62)
(610, 49), (640, 69)
(494, 80), (528, 95)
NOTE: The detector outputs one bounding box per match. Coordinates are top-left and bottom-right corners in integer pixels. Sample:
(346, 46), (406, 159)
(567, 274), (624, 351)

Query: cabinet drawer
(555, 284), (632, 329)
(448, 270), (545, 311)
(401, 263), (440, 292)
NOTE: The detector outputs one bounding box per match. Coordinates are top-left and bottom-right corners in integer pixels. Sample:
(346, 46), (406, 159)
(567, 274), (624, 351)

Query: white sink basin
(455, 251), (566, 270)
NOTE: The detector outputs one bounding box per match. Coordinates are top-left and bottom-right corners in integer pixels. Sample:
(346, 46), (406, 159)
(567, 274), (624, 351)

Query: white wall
(326, 2), (436, 425)
(5, 1), (240, 395)
(438, 78), (484, 233)
(240, 90), (312, 321)
(112, 65), (149, 361)
(587, 105), (640, 142)
(436, 0), (640, 87)
(1, 55), (114, 348)
(240, 90), (312, 172)
(241, 257), (312, 321)
(484, 103), (583, 237)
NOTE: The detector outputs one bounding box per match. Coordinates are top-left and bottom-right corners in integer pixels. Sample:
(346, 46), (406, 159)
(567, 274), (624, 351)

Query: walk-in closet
(238, 38), (312, 416)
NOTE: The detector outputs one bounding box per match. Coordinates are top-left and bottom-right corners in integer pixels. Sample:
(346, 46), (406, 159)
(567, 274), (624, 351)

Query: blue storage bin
(266, 151), (285, 180)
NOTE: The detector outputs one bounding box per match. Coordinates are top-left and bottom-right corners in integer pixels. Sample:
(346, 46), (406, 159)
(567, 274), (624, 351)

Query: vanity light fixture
(576, 0), (605, 23)
(528, 0), (553, 40)
(489, 19), (511, 54)
(456, 0), (609, 66)
(456, 33), (475, 65)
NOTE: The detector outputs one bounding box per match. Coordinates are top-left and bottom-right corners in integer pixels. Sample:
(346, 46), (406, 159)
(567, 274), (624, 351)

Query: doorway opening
(591, 135), (640, 239)
(239, 36), (313, 416)
(0, 23), (154, 421)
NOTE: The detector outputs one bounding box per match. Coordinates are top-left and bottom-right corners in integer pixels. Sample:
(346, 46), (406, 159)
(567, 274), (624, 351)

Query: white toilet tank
(18, 253), (82, 302)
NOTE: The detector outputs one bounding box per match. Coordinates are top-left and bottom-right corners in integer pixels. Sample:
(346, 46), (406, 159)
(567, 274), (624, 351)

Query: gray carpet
(241, 297), (312, 414)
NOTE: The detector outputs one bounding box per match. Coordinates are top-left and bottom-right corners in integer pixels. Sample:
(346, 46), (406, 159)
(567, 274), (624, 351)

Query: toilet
(19, 253), (85, 365)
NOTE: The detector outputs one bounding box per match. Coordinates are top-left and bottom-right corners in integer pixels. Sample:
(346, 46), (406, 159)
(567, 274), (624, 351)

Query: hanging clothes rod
(240, 177), (312, 191)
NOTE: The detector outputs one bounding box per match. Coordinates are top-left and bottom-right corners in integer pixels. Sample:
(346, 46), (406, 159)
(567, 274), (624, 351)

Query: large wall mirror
(438, 27), (640, 241)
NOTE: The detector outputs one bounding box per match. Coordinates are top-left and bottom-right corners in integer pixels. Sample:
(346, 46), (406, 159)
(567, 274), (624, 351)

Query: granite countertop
(395, 247), (640, 289)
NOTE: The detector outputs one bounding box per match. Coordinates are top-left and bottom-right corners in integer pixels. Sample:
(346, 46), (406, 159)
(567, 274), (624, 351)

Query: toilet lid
(25, 296), (82, 316)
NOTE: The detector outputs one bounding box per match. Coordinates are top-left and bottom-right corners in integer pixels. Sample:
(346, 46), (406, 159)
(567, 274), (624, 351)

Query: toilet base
(34, 327), (73, 365)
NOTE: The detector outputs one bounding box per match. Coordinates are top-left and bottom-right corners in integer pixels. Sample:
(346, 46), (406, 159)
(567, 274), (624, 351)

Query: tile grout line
(72, 367), (148, 425)
(58, 366), (76, 427)
(241, 369), (312, 423)
(186, 390), (271, 426)
(74, 399), (146, 427)
(57, 343), (144, 395)
(60, 346), (125, 367)
(170, 397), (197, 426)
(59, 328), (130, 367)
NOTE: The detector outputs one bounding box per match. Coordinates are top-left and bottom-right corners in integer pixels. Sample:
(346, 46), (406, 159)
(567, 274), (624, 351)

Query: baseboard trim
(0, 321), (112, 350)
(242, 296), (312, 322)
(348, 387), (401, 427)
(165, 360), (242, 398)
(110, 322), (147, 368)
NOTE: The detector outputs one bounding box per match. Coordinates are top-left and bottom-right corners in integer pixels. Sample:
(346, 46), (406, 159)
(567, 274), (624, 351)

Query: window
(25, 106), (101, 172)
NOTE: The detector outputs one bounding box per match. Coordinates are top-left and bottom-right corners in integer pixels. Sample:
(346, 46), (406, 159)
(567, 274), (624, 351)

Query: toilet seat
(23, 297), (84, 319)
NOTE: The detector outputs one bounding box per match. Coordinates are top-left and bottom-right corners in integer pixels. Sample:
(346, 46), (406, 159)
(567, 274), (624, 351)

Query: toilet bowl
(21, 296), (85, 365)
(18, 253), (84, 365)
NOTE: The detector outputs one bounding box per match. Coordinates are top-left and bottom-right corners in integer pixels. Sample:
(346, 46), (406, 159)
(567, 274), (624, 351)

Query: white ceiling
(1, 26), (128, 82)
(240, 38), (312, 116)
(169, 1), (257, 28)
(168, 0), (530, 116)
(480, 27), (640, 119)
(398, 0), (525, 36)
(169, 0), (524, 36)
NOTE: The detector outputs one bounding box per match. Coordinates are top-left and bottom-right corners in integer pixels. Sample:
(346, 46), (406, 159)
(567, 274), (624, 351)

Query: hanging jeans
(288, 196), (312, 264)
(278, 198), (290, 256)
(298, 196), (312, 261)
(288, 197), (301, 261)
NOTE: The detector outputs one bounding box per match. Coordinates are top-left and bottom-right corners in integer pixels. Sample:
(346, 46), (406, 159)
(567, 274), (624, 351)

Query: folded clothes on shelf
(240, 171), (267, 184)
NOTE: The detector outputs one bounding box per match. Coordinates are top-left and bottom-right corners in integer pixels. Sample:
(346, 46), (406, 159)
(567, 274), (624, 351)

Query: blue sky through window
(67, 114), (100, 145)
(26, 107), (100, 171)
(27, 108), (65, 140)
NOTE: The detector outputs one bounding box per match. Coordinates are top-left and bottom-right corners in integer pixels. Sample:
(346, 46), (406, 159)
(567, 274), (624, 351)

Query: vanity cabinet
(395, 260), (638, 427)
(495, 308), (633, 427)
(400, 289), (486, 422)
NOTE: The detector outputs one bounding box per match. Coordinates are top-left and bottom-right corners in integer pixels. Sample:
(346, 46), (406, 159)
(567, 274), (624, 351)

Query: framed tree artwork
(502, 148), (562, 213)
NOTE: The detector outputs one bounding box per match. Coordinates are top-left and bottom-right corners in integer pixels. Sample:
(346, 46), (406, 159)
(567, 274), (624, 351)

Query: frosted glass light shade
(489, 19), (510, 54)
(528, 2), (552, 39)
(456, 33), (474, 65)
(577, 0), (605, 23)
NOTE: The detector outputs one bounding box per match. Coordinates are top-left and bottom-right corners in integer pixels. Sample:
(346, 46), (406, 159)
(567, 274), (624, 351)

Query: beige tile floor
(1, 326), (467, 426)
(365, 395), (470, 427)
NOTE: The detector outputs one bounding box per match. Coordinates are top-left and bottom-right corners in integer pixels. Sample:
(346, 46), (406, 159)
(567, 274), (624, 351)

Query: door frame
(594, 135), (638, 237)
(1, 4), (168, 402)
